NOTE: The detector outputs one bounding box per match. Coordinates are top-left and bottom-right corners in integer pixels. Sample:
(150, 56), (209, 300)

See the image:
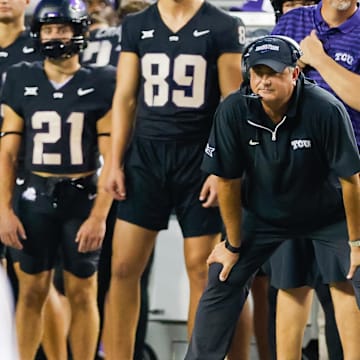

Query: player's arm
(340, 174), (360, 279)
(207, 177), (242, 281)
(218, 52), (243, 98)
(106, 51), (140, 200)
(0, 105), (26, 249)
(300, 30), (360, 111)
(76, 110), (114, 253)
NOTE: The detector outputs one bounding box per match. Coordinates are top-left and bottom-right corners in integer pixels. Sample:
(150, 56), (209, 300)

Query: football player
(0, 1), (71, 359)
(104, 0), (246, 358)
(0, 0), (115, 359)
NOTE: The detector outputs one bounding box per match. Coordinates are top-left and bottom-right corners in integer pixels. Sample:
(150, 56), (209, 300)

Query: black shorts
(263, 239), (321, 288)
(116, 137), (222, 237)
(241, 212), (353, 290)
(10, 173), (101, 278)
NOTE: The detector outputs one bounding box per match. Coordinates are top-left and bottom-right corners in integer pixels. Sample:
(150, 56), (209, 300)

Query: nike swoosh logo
(22, 46), (35, 54)
(193, 29), (210, 37)
(77, 88), (95, 96)
(88, 193), (97, 200)
(16, 178), (25, 186)
(249, 140), (259, 146)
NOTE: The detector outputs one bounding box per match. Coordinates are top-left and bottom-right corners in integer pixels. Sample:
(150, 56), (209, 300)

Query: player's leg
(96, 202), (153, 360)
(15, 266), (53, 360)
(276, 286), (314, 360)
(63, 270), (98, 359)
(105, 138), (172, 359)
(183, 233), (220, 334)
(251, 273), (272, 360)
(134, 250), (154, 360)
(105, 220), (157, 360)
(41, 282), (70, 360)
(57, 175), (109, 360)
(13, 175), (61, 360)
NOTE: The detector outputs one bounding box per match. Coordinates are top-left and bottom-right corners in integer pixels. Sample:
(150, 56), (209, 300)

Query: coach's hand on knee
(207, 241), (239, 282)
(347, 247), (360, 279)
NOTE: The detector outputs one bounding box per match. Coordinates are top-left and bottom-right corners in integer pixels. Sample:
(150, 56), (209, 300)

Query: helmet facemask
(31, 0), (89, 59)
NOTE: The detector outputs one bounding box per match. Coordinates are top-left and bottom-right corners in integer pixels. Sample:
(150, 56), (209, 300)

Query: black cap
(247, 36), (298, 73)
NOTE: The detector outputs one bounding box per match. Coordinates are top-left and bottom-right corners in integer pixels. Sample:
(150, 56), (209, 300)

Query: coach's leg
(315, 282), (343, 360)
(330, 281), (360, 359)
(185, 261), (250, 360)
(276, 287), (313, 360)
(105, 220), (157, 360)
(185, 234), (254, 360)
(15, 267), (52, 360)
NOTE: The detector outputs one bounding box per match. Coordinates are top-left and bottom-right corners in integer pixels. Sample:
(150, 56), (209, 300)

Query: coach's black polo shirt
(202, 75), (360, 230)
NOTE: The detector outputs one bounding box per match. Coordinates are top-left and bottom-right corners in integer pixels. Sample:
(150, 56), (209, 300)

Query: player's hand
(207, 240), (239, 282)
(199, 175), (218, 208)
(347, 246), (360, 279)
(299, 30), (325, 68)
(105, 167), (126, 201)
(0, 209), (26, 249)
(76, 216), (106, 253)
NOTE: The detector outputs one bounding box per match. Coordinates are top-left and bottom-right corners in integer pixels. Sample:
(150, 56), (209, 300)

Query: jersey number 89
(141, 53), (206, 108)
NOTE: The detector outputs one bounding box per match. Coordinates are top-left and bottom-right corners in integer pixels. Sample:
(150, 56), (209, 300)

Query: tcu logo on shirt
(291, 139), (311, 150)
(334, 52), (354, 66)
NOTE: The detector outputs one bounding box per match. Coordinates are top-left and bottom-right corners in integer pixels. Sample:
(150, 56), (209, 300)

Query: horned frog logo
(69, 0), (86, 13)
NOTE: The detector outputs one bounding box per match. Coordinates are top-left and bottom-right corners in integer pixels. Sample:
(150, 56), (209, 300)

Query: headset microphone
(242, 93), (262, 99)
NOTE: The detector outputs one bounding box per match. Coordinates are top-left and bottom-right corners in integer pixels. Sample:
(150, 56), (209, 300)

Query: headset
(241, 35), (303, 84)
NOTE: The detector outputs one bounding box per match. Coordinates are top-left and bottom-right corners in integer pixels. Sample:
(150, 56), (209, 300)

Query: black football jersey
(81, 26), (122, 67)
(0, 30), (41, 90)
(121, 2), (246, 141)
(1, 61), (116, 174)
(0, 30), (42, 128)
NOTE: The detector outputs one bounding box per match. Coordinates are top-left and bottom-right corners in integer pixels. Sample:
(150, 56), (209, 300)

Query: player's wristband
(349, 239), (360, 247)
(224, 238), (241, 253)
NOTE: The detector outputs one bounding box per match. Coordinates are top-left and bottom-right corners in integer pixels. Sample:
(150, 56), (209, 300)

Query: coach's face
(249, 65), (299, 107)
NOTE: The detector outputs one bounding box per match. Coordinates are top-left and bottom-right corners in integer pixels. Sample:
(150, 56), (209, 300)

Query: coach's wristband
(224, 238), (241, 253)
(349, 239), (360, 247)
